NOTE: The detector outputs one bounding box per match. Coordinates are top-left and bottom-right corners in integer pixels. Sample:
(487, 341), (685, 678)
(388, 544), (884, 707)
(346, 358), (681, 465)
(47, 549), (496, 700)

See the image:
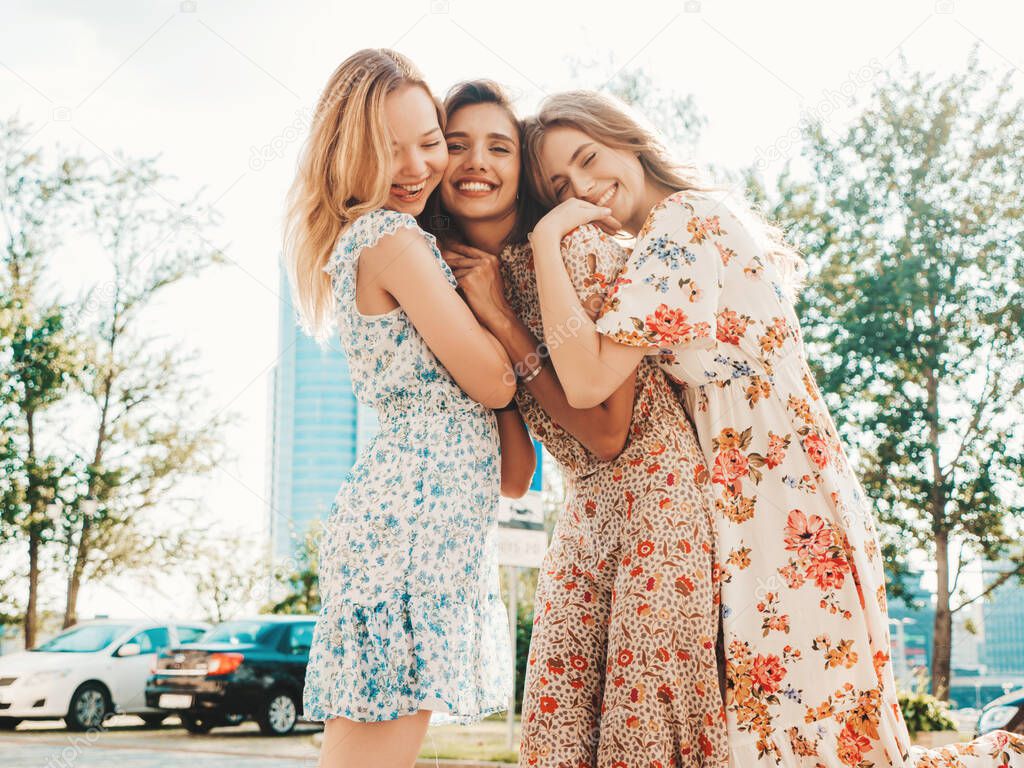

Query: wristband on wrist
(519, 359), (545, 384)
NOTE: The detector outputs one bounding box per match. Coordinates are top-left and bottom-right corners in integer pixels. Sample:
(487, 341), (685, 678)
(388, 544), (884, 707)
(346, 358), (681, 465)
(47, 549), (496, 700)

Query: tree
(266, 523), (321, 615)
(0, 118), (87, 646)
(60, 153), (228, 628)
(767, 51), (1024, 698)
(1, 116), (231, 642)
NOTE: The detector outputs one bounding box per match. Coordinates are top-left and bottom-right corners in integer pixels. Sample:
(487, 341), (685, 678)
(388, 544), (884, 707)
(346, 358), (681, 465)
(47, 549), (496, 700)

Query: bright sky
(2, 0), (1019, 620)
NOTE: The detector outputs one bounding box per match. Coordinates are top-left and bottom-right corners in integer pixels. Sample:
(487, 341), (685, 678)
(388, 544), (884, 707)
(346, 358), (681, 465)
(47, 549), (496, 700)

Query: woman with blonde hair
(283, 49), (536, 767)
(429, 80), (728, 768)
(519, 89), (1024, 767)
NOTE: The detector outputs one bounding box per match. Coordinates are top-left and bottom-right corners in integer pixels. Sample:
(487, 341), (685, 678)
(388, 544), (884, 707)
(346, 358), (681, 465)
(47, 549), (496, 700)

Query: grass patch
(417, 714), (520, 763)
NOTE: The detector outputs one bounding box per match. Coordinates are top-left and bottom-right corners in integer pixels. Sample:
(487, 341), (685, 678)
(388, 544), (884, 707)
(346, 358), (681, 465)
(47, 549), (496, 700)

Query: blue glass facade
(268, 265), (367, 559)
(981, 563), (1024, 675)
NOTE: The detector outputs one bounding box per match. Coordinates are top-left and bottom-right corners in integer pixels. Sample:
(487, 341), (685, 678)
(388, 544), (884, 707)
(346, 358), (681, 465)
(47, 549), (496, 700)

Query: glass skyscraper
(268, 265), (375, 559)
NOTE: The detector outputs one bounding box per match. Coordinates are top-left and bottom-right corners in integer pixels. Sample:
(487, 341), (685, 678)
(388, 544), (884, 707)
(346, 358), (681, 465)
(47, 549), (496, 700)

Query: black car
(145, 615), (316, 735)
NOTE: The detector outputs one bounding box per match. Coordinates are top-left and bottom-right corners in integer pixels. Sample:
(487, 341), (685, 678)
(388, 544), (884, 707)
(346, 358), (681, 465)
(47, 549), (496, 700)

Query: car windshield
(32, 624), (133, 653)
(201, 621), (275, 645)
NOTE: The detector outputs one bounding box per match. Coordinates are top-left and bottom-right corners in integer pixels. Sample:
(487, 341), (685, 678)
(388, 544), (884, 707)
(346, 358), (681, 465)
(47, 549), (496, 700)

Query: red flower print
(675, 574), (695, 595)
(637, 539), (655, 557)
(657, 683), (674, 703)
(645, 303), (694, 345)
(766, 432), (789, 469)
(716, 308), (751, 345)
(617, 649), (634, 666)
(803, 433), (830, 468)
(712, 448), (749, 493)
(699, 732), (714, 756)
(807, 552), (850, 590)
(625, 715), (640, 729)
(569, 654), (588, 671)
(752, 654), (786, 694)
(547, 657), (565, 675)
(837, 721), (871, 766)
(783, 509), (832, 559)
(539, 696), (558, 714)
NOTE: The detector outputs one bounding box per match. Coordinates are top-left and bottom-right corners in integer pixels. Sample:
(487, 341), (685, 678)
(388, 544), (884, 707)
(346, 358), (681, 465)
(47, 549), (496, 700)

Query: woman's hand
(441, 243), (515, 330)
(533, 198), (622, 242)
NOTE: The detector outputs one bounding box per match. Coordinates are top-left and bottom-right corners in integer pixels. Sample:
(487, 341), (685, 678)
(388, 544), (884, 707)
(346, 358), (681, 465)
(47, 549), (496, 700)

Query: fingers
(594, 215), (622, 235)
(442, 250), (476, 268)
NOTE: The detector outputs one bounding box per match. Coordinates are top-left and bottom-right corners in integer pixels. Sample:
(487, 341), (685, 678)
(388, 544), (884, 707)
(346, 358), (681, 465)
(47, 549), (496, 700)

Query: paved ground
(0, 715), (323, 767)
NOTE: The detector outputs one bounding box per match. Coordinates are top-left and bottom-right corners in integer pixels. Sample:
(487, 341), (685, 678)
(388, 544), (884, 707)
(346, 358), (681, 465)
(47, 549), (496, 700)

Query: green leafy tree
(768, 51), (1024, 698)
(60, 153), (228, 627)
(1, 116), (231, 641)
(0, 118), (87, 646)
(267, 523), (321, 615)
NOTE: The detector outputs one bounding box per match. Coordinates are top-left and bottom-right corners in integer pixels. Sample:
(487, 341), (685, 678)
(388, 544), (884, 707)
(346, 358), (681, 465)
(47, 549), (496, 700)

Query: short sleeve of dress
(323, 208), (456, 309)
(594, 191), (728, 352)
(559, 224), (630, 318)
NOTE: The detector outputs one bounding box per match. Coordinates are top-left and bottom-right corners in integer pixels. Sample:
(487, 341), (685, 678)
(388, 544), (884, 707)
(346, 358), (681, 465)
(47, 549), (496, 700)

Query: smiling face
(383, 84), (448, 215)
(539, 125), (646, 229)
(440, 102), (520, 225)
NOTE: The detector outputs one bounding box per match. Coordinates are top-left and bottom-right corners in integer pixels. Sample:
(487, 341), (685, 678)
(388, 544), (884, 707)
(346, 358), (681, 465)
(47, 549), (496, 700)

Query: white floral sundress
(302, 207), (511, 725)
(592, 189), (1024, 767)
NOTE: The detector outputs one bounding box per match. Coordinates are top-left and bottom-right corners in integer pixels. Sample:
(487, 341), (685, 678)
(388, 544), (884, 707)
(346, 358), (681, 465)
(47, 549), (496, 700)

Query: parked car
(977, 688), (1024, 736)
(0, 619), (209, 731)
(145, 615), (316, 736)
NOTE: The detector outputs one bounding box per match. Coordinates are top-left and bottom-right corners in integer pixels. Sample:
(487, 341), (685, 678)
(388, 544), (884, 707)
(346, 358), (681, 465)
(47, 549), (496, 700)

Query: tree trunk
(932, 528), (951, 699)
(62, 517), (91, 628)
(24, 530), (39, 649)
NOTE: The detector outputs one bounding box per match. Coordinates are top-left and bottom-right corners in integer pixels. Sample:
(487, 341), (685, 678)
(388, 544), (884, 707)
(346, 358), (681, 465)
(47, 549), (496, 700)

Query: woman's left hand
(533, 198), (622, 242)
(441, 243), (514, 329)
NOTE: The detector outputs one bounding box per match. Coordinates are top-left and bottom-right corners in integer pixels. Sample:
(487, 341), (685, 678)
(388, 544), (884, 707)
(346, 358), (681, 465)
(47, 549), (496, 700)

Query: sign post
(497, 439), (545, 751)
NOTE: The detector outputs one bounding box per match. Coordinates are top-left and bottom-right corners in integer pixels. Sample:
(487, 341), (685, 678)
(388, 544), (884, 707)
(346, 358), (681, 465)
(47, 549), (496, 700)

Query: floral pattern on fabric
(594, 191), (1023, 767)
(501, 225), (728, 767)
(302, 208), (511, 725)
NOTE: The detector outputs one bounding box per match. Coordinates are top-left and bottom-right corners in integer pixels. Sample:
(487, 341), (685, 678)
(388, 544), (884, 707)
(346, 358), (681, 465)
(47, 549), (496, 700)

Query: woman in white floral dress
(517, 90), (1024, 768)
(283, 49), (536, 767)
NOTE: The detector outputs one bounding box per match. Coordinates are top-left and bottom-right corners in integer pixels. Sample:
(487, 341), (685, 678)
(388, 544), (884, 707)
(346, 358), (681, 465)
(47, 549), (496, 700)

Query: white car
(0, 619), (209, 731)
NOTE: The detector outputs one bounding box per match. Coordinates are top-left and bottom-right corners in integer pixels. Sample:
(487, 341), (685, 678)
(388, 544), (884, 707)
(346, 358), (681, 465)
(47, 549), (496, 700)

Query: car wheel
(257, 690), (297, 736)
(65, 682), (110, 731)
(0, 717), (21, 730)
(140, 713), (167, 728)
(180, 714), (215, 734)
(224, 713), (245, 726)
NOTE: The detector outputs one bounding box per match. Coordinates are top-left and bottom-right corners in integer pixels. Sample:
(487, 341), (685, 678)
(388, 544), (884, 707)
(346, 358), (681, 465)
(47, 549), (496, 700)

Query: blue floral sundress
(302, 207), (512, 725)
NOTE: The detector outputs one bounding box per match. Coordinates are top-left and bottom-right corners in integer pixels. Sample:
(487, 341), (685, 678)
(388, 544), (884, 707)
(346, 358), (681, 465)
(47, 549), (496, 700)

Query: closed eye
(583, 151), (596, 167)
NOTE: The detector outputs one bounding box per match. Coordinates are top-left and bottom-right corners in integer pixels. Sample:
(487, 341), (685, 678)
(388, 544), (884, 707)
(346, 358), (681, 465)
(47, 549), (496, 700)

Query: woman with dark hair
(426, 79), (729, 768)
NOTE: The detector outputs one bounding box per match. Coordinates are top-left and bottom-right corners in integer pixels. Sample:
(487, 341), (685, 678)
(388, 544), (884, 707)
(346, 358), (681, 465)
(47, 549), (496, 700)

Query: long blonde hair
(283, 48), (443, 340)
(522, 90), (804, 293)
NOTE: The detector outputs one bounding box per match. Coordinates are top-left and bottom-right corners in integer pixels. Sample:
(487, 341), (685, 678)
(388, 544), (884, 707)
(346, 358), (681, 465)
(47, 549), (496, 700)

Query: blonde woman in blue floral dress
(518, 90), (1024, 768)
(283, 49), (536, 768)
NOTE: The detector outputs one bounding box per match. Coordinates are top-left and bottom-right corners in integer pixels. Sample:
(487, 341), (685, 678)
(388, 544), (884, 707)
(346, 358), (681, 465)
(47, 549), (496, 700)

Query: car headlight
(25, 669), (70, 685)
(979, 705), (1019, 733)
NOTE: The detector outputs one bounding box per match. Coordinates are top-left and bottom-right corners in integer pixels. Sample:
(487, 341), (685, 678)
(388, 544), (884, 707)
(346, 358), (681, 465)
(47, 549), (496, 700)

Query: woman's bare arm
(496, 407), (535, 498)
(444, 238), (636, 462)
(361, 228), (516, 409)
(488, 309), (635, 462)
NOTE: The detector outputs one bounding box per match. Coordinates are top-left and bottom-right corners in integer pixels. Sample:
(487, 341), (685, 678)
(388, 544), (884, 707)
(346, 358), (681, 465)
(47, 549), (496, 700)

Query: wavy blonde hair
(522, 90), (804, 293)
(283, 48), (443, 340)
